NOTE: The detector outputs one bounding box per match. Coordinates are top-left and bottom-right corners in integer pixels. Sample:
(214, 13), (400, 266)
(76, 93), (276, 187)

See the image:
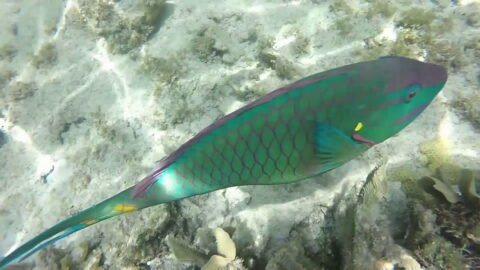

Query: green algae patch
(31, 41), (57, 68)
(0, 44), (17, 61)
(399, 8), (436, 28)
(77, 0), (167, 54)
(366, 1), (395, 18)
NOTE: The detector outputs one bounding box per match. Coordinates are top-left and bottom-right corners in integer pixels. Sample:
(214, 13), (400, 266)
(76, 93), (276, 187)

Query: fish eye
(405, 90), (417, 103)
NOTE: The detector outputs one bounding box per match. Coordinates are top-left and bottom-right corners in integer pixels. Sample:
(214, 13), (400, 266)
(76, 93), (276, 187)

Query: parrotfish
(0, 56), (447, 268)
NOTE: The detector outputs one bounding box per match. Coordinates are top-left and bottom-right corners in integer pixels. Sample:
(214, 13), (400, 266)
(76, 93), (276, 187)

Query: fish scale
(172, 96), (313, 190)
(0, 56), (448, 268)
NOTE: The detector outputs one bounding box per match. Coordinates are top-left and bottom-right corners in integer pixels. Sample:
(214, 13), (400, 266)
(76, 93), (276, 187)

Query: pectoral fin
(308, 123), (365, 174)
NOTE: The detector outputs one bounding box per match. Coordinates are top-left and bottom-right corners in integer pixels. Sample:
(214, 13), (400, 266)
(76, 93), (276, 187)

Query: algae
(274, 57), (299, 80)
(0, 43), (17, 61)
(452, 94), (480, 129)
(466, 9), (480, 27)
(425, 40), (465, 69)
(258, 47), (299, 80)
(0, 67), (16, 89)
(419, 136), (450, 172)
(91, 108), (116, 141)
(265, 240), (318, 270)
(139, 54), (184, 86)
(334, 17), (353, 36)
(6, 81), (37, 102)
(290, 31), (311, 56)
(400, 163), (480, 269)
(398, 7), (436, 28)
(366, 0), (395, 18)
(191, 34), (218, 62)
(319, 158), (480, 269)
(434, 15), (455, 34)
(31, 41), (57, 68)
(330, 0), (354, 15)
(77, 0), (167, 54)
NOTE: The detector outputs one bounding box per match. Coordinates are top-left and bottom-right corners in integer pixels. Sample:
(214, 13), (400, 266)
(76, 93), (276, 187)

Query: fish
(0, 56), (447, 268)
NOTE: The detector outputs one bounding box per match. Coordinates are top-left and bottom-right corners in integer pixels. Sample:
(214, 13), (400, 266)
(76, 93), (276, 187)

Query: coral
(166, 227), (245, 270)
(400, 164), (480, 269)
(166, 235), (209, 266)
(419, 175), (460, 204)
(320, 163), (421, 269)
(77, 0), (166, 54)
(31, 41), (57, 68)
(322, 159), (480, 269)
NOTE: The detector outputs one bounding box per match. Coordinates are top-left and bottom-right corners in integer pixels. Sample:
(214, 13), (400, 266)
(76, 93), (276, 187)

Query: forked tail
(0, 184), (165, 268)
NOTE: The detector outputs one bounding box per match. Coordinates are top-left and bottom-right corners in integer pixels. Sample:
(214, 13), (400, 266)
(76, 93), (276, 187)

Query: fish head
(353, 56), (447, 145)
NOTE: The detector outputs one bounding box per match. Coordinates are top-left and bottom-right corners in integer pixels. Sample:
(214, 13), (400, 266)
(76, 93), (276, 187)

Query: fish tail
(0, 184), (161, 268)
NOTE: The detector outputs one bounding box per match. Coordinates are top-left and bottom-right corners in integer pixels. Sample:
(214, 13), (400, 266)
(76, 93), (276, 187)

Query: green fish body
(0, 56), (447, 268)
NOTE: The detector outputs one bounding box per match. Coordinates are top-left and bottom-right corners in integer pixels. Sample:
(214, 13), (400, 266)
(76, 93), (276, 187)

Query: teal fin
(310, 123), (364, 174)
(0, 186), (155, 268)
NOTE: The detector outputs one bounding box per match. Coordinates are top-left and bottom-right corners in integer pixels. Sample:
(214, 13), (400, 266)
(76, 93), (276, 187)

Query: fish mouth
(352, 133), (377, 146)
(394, 102), (430, 126)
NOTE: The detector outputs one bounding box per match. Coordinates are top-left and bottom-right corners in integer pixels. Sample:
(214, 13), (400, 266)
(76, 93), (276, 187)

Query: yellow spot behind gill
(113, 204), (137, 213)
(354, 122), (363, 132)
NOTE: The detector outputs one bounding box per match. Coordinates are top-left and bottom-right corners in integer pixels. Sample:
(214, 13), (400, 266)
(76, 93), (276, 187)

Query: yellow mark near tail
(113, 204), (137, 213)
(82, 220), (98, 225)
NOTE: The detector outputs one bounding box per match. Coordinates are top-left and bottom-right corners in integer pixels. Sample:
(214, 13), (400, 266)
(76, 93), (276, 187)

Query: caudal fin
(0, 186), (158, 268)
